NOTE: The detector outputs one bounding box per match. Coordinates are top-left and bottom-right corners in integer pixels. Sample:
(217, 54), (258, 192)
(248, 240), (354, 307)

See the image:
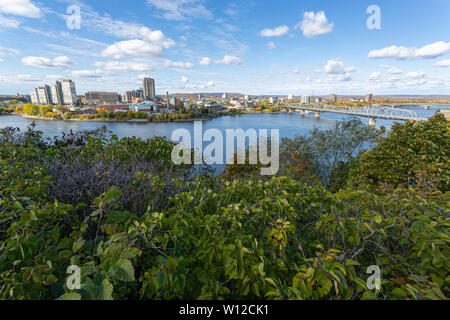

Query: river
(0, 106), (443, 141)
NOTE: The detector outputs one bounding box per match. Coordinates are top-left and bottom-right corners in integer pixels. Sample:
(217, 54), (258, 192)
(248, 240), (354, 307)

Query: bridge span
(284, 103), (428, 127)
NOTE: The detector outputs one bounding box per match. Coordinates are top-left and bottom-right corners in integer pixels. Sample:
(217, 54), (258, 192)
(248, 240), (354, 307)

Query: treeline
(16, 103), (214, 121)
(0, 115), (448, 300)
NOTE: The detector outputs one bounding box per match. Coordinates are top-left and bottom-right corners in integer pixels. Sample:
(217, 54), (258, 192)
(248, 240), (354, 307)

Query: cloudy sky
(0, 0), (449, 95)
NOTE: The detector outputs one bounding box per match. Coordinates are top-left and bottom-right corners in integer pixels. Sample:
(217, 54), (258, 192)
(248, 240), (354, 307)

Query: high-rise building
(143, 78), (155, 100)
(30, 80), (77, 106)
(30, 91), (39, 105)
(50, 84), (62, 105)
(57, 80), (77, 105)
(365, 93), (374, 103)
(288, 94), (294, 100)
(31, 85), (52, 105)
(327, 94), (337, 102)
(301, 95), (310, 104)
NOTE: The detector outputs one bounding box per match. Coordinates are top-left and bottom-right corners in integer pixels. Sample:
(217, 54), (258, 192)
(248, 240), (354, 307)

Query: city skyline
(0, 0), (449, 96)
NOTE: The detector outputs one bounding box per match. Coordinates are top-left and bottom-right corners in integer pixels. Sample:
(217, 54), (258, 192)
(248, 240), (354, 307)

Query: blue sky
(0, 0), (449, 95)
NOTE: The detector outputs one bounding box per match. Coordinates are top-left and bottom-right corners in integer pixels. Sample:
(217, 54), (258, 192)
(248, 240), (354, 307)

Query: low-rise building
(85, 91), (121, 105)
(204, 101), (223, 114)
(132, 101), (159, 113)
(99, 104), (131, 112)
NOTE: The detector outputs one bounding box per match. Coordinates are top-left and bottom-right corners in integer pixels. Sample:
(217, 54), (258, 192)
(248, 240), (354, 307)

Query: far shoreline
(16, 114), (214, 123)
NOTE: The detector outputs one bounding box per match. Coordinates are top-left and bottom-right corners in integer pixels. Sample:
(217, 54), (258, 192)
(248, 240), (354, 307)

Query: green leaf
(102, 189), (122, 204)
(155, 271), (167, 289)
(72, 238), (85, 253)
(110, 259), (135, 282)
(258, 263), (266, 276)
(93, 279), (114, 300)
(57, 292), (82, 300)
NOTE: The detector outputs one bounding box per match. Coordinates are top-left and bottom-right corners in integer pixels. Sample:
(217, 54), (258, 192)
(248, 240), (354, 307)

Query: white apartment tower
(30, 80), (77, 106)
(301, 95), (310, 104)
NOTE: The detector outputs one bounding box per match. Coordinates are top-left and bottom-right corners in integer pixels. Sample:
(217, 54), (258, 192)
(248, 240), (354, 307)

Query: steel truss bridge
(284, 103), (428, 125)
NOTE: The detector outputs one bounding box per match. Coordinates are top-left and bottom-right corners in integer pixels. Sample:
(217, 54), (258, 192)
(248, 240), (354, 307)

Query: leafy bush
(349, 114), (449, 193)
(0, 119), (448, 300)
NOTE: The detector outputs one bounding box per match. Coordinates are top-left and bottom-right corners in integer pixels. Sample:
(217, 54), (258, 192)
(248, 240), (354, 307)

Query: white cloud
(379, 64), (403, 74)
(199, 57), (211, 66)
(181, 76), (189, 83)
(139, 28), (176, 48)
(406, 71), (427, 79)
(292, 67), (300, 74)
(323, 58), (355, 74)
(75, 5), (176, 47)
(0, 0), (41, 18)
(259, 25), (289, 37)
(369, 72), (381, 80)
(295, 11), (334, 38)
(0, 58), (3, 63)
(22, 56), (76, 69)
(0, 46), (20, 59)
(435, 59), (450, 67)
(215, 55), (243, 65)
(94, 61), (153, 73)
(185, 80), (215, 90)
(368, 41), (450, 60)
(16, 74), (41, 82)
(164, 60), (194, 69)
(102, 39), (164, 59)
(146, 0), (213, 20)
(0, 14), (21, 28)
(267, 42), (276, 50)
(70, 70), (102, 78)
(369, 46), (413, 60)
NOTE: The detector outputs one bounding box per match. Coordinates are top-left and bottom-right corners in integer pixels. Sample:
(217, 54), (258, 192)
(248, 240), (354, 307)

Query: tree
(349, 114), (449, 193)
(280, 118), (380, 188)
(23, 103), (39, 115)
(39, 105), (53, 116)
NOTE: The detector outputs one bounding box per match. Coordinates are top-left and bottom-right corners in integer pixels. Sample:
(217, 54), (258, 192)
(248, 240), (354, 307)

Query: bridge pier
(369, 118), (376, 128)
(300, 110), (306, 117)
(315, 112), (320, 120)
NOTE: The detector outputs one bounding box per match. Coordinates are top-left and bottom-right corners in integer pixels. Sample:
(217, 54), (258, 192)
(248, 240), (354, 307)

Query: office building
(143, 78), (156, 100)
(85, 92), (121, 105)
(288, 94), (294, 100)
(365, 93), (374, 103)
(301, 95), (310, 104)
(327, 94), (337, 102)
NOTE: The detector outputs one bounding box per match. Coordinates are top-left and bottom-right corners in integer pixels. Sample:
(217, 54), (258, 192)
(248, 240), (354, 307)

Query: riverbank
(20, 114), (213, 123)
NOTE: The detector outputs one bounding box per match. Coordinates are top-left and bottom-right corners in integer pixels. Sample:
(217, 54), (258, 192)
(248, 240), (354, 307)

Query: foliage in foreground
(0, 117), (448, 300)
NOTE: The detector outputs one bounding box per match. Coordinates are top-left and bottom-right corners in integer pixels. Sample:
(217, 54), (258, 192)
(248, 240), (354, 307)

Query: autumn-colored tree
(23, 103), (39, 115)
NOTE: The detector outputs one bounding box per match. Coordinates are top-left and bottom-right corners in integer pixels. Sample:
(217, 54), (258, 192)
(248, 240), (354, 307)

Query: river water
(0, 106), (443, 141)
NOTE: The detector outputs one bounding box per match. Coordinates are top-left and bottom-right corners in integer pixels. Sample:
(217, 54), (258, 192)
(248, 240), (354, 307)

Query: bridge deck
(286, 104), (428, 121)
